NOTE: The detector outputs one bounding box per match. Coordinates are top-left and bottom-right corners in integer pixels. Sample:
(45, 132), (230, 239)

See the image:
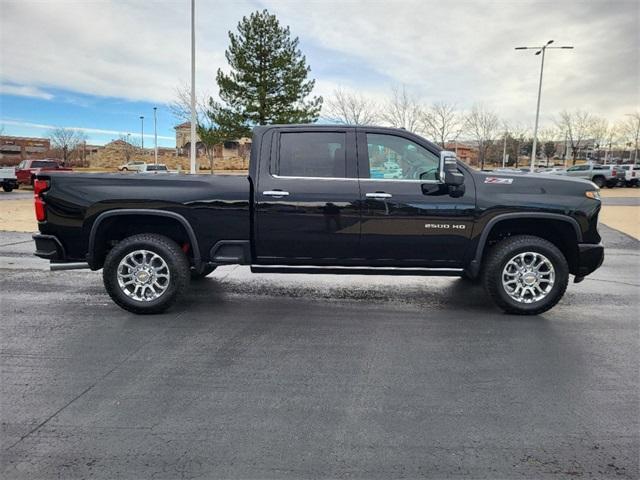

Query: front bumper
(576, 242), (604, 277)
(33, 234), (65, 261)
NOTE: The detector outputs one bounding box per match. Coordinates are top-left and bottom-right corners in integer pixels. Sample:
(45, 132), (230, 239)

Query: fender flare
(466, 212), (582, 277)
(87, 209), (202, 269)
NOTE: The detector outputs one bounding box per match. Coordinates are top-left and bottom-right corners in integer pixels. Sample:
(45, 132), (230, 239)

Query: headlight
(585, 190), (600, 200)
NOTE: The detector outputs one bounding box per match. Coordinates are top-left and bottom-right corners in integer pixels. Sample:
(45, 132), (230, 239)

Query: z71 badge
(485, 177), (514, 184)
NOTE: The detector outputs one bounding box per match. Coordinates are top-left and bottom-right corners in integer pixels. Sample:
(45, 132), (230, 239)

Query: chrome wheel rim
(117, 249), (170, 302)
(502, 251), (555, 304)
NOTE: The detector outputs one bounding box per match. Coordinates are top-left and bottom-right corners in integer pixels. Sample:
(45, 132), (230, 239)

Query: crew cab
(32, 125), (604, 315)
(16, 159), (72, 186)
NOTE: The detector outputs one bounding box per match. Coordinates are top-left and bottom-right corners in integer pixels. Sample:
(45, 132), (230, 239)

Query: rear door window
(276, 132), (347, 178)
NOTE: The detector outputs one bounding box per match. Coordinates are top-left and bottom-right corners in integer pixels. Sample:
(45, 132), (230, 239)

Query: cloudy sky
(1, 0), (638, 146)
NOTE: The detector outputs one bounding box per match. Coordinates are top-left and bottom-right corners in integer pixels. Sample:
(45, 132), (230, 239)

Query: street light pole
(153, 107), (158, 165)
(139, 116), (144, 151)
(502, 128), (508, 168)
(189, 0), (197, 174)
(515, 41), (573, 172)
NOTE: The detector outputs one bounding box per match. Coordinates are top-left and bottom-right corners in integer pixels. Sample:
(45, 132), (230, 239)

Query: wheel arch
(468, 213), (582, 277)
(87, 209), (202, 270)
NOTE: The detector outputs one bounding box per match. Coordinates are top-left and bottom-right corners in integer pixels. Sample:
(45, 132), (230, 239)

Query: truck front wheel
(2, 184), (13, 192)
(482, 235), (569, 315)
(103, 233), (190, 314)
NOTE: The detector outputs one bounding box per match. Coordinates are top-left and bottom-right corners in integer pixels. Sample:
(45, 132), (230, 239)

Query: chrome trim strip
(365, 192), (393, 198)
(263, 190), (290, 196)
(271, 174), (442, 184)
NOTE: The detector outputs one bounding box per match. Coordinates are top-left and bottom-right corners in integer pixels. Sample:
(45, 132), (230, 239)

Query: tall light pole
(516, 40), (573, 172)
(153, 107), (158, 165)
(139, 116), (144, 151)
(189, 0), (197, 174)
(502, 126), (509, 168)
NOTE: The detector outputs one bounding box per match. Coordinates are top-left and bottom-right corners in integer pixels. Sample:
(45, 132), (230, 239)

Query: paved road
(1, 227), (638, 479)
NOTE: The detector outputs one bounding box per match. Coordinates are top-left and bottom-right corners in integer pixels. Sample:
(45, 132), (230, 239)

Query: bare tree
(168, 84), (211, 124)
(502, 123), (529, 168)
(555, 110), (592, 165)
(380, 85), (423, 133)
(422, 102), (461, 148)
(537, 127), (560, 166)
(49, 128), (88, 164)
(588, 116), (610, 162)
(464, 104), (500, 169)
(324, 87), (378, 125)
(618, 112), (640, 163)
(117, 134), (141, 162)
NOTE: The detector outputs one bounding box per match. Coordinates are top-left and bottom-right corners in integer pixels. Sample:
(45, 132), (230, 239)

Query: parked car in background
(0, 166), (19, 192)
(493, 167), (524, 174)
(562, 164), (621, 188)
(618, 164), (640, 187)
(118, 161), (146, 172)
(136, 164), (170, 174)
(15, 159), (72, 186)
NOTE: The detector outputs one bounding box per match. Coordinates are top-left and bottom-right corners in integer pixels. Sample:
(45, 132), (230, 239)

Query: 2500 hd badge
(425, 223), (466, 230)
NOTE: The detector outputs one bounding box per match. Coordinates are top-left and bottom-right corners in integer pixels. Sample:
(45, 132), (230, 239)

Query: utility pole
(515, 41), (573, 172)
(502, 128), (508, 168)
(140, 116), (144, 151)
(190, 0), (197, 174)
(153, 107), (158, 165)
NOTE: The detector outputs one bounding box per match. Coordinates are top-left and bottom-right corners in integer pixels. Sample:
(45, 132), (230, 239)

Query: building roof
(174, 122), (191, 129)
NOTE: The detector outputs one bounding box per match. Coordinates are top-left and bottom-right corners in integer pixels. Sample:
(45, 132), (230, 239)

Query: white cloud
(0, 83), (54, 100)
(1, 120), (174, 141)
(1, 0), (638, 125)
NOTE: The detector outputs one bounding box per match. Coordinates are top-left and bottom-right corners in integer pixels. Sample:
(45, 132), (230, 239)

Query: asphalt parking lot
(1, 226), (638, 479)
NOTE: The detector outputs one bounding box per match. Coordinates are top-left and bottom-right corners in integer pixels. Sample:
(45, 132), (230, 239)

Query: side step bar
(251, 265), (464, 276)
(50, 262), (90, 271)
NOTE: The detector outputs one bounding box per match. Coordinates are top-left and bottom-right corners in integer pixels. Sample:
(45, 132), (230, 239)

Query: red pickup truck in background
(15, 159), (72, 186)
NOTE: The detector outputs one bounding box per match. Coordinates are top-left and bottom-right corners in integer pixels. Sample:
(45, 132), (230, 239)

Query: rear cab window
(276, 131), (347, 178)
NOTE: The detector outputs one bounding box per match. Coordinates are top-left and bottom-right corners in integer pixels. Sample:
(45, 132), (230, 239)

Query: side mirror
(439, 150), (465, 197)
(439, 150), (464, 186)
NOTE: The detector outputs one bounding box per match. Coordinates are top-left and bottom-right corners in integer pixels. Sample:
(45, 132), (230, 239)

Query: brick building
(445, 141), (479, 165)
(0, 135), (51, 165)
(174, 122), (251, 159)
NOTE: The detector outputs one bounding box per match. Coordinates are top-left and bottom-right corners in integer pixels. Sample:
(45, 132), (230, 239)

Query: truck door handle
(366, 192), (392, 199)
(263, 190), (290, 197)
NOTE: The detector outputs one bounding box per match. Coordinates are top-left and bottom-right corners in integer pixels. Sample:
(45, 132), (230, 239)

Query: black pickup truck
(32, 125), (604, 315)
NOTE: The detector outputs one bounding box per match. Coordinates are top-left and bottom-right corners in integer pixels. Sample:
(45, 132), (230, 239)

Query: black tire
(191, 265), (217, 280)
(103, 233), (190, 314)
(2, 185), (13, 192)
(592, 176), (605, 188)
(482, 235), (569, 315)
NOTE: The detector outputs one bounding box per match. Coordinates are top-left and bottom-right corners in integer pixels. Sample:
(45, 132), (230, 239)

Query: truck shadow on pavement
(176, 274), (529, 320)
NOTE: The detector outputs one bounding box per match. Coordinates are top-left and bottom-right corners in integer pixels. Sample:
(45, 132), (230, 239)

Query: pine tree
(208, 10), (322, 137)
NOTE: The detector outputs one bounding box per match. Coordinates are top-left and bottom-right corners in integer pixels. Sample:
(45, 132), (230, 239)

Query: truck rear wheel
(2, 185), (13, 192)
(482, 235), (569, 315)
(103, 233), (190, 314)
